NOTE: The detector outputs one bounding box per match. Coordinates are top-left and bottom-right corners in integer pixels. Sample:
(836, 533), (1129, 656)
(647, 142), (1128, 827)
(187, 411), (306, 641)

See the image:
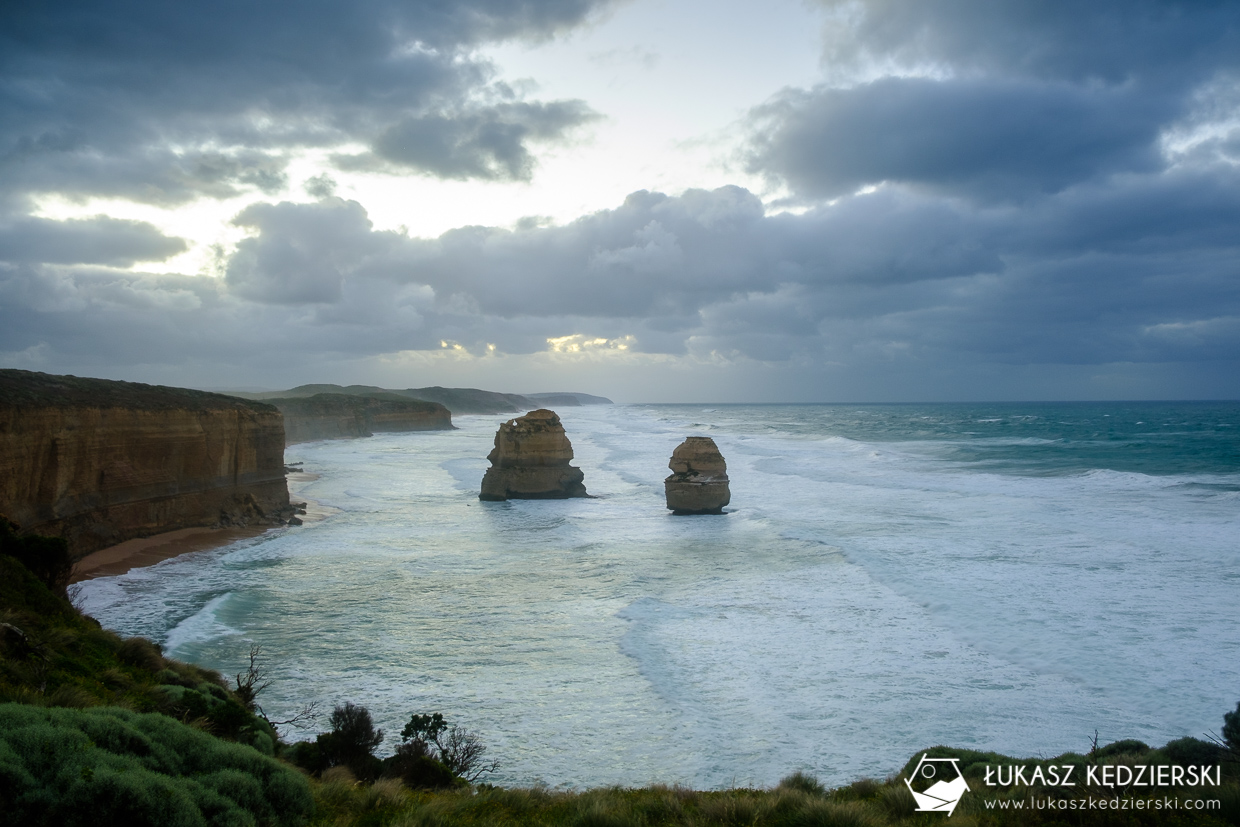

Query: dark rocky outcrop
(664, 436), (730, 515)
(479, 409), (588, 500)
(267, 393), (454, 445)
(0, 369), (293, 559)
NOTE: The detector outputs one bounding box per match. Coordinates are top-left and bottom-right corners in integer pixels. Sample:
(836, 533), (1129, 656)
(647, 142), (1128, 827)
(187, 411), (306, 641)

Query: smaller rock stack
(664, 436), (730, 514)
(479, 409), (589, 500)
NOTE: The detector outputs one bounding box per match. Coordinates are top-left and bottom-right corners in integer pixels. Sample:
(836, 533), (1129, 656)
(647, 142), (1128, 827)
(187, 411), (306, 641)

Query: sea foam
(74, 402), (1240, 788)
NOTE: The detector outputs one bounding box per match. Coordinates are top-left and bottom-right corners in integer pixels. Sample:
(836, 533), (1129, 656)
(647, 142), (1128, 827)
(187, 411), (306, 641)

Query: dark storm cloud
(815, 0), (1239, 84)
(0, 0), (612, 204)
(748, 77), (1169, 200)
(748, 0), (1240, 201)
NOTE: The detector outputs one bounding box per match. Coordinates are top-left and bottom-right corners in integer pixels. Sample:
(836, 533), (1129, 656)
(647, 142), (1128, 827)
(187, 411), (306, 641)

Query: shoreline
(69, 471), (331, 583)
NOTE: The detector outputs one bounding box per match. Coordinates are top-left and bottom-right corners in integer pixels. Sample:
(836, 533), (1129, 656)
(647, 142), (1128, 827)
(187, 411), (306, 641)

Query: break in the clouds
(2, 0), (1239, 401)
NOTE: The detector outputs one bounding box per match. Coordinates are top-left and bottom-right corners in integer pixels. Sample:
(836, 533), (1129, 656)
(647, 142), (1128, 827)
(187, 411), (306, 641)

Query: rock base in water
(479, 409), (588, 500)
(664, 436), (730, 515)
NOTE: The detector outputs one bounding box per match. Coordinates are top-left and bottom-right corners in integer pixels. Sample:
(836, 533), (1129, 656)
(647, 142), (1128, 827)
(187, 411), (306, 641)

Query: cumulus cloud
(748, 0), (1240, 201)
(0, 0), (616, 206)
(6, 167), (1238, 399)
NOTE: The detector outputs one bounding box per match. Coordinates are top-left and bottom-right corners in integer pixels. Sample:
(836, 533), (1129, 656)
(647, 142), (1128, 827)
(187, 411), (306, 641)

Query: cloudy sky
(2, 0), (1238, 402)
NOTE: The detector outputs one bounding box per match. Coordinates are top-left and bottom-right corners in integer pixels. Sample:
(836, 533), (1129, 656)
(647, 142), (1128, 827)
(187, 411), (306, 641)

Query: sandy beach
(69, 471), (331, 583)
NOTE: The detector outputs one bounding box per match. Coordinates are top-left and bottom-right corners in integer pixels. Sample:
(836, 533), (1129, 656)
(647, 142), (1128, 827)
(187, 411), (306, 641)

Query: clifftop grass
(0, 368), (275, 413)
(0, 553), (273, 750)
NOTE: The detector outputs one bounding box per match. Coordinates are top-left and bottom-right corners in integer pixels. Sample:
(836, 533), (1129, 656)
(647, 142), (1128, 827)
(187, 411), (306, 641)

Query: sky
(2, 0), (1239, 402)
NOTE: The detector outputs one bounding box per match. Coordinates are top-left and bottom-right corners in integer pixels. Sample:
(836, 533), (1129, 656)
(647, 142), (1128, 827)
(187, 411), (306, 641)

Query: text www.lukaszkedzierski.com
(984, 797), (1220, 812)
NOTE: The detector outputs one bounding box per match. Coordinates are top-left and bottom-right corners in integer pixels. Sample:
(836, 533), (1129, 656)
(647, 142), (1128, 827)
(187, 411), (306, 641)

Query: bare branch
(234, 644), (273, 711)
(440, 724), (499, 782)
(262, 702), (321, 735)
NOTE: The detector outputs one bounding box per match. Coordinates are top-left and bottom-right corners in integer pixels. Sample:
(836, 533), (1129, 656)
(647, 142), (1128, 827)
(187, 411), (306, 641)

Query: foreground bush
(0, 553), (277, 753)
(0, 703), (313, 827)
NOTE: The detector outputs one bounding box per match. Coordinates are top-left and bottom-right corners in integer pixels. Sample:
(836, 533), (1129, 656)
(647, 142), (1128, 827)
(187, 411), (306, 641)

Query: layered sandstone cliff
(665, 436), (730, 514)
(0, 370), (293, 559)
(479, 409), (588, 500)
(268, 393), (454, 445)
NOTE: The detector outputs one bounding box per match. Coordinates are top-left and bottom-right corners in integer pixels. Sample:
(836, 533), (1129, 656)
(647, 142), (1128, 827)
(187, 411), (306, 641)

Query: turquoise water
(75, 402), (1240, 788)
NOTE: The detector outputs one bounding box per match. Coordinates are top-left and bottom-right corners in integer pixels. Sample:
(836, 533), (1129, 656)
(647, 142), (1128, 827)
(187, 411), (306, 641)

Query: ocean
(74, 402), (1240, 789)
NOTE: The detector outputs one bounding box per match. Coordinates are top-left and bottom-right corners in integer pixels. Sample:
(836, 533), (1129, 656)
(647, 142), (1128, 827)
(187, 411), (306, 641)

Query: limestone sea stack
(664, 436), (730, 515)
(479, 409), (588, 500)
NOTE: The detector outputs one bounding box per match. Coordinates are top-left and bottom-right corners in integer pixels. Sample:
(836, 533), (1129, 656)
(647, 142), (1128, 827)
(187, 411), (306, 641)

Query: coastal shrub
(290, 701), (385, 781)
(1095, 738), (1150, 759)
(628, 785), (687, 824)
(1225, 700), (1240, 753)
(394, 711), (499, 785)
(874, 784), (915, 820)
(0, 516), (72, 597)
(697, 792), (766, 826)
(779, 771), (826, 796)
(117, 636), (165, 672)
(385, 741), (458, 790)
(156, 683), (261, 742)
(1157, 736), (1223, 767)
(572, 796), (640, 827)
(834, 778), (882, 803)
(789, 798), (881, 827)
(0, 703), (312, 827)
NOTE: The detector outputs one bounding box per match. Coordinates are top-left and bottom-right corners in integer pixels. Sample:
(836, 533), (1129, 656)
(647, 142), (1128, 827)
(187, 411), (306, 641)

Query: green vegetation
(301, 749), (1240, 827)
(1224, 701), (1240, 755)
(0, 704), (312, 827)
(0, 368), (276, 413)
(0, 536), (310, 825)
(1, 515), (72, 597)
(0, 553), (272, 751)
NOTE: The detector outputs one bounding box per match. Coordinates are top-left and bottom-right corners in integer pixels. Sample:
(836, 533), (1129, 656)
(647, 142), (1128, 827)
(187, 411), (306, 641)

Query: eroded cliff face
(270, 393), (454, 445)
(0, 370), (292, 559)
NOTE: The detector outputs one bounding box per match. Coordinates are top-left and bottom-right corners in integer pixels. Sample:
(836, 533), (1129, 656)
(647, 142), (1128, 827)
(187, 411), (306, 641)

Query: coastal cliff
(269, 393), (454, 445)
(0, 370), (292, 559)
(233, 384), (613, 415)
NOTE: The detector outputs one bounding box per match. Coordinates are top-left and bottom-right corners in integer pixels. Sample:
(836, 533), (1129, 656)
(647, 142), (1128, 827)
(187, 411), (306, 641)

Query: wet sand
(69, 471), (330, 583)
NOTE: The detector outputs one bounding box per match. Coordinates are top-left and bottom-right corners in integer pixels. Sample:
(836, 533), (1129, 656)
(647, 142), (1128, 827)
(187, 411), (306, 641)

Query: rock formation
(0, 369), (295, 559)
(664, 436), (730, 514)
(479, 409), (588, 500)
(268, 393), (454, 445)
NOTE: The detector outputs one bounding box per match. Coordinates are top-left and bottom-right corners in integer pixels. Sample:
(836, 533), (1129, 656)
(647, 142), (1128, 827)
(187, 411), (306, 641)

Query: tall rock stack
(479, 409), (588, 500)
(664, 436), (730, 514)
